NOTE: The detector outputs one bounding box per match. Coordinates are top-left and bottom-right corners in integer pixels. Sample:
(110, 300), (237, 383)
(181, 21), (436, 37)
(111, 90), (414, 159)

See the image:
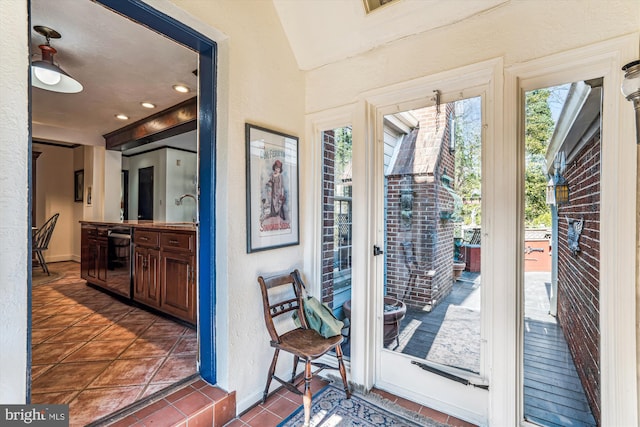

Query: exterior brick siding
(385, 104), (457, 310)
(321, 130), (336, 306)
(557, 132), (600, 423)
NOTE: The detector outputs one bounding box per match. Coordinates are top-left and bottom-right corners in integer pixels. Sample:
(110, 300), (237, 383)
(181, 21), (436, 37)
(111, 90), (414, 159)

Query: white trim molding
(358, 58), (503, 426)
(506, 33), (639, 427)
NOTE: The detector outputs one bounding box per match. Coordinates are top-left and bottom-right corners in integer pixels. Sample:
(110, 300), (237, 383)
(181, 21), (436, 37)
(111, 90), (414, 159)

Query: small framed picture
(245, 123), (299, 253)
(74, 170), (84, 202)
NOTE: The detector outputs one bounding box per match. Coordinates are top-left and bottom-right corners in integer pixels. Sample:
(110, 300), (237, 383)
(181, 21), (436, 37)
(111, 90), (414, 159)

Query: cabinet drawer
(97, 227), (109, 238)
(161, 232), (194, 252)
(83, 226), (97, 238)
(134, 230), (160, 247)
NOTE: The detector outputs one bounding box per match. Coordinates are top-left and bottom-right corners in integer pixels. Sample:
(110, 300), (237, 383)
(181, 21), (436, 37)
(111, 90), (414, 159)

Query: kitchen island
(80, 220), (197, 325)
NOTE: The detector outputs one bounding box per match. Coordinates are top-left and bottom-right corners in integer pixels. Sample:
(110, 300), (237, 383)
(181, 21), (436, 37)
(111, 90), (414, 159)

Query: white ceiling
(31, 0), (505, 151)
(272, 0), (508, 71)
(31, 0), (198, 148)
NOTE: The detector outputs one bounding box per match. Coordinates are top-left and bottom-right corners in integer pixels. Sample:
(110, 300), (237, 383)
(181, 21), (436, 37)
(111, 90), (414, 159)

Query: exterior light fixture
(31, 26), (83, 93)
(621, 60), (640, 144)
(173, 84), (190, 93)
(547, 151), (569, 206)
(546, 177), (556, 205)
(552, 172), (569, 205)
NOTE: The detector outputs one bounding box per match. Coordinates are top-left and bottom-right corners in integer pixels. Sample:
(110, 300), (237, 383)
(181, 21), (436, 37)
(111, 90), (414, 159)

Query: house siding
(557, 132), (601, 423)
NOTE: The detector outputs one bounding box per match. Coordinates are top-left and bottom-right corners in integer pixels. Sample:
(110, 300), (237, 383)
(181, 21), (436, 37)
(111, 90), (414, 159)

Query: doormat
(426, 305), (480, 373)
(278, 385), (449, 427)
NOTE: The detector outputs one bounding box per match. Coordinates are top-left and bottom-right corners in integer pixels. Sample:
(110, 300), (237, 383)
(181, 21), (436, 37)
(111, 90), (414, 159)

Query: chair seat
(275, 328), (343, 359)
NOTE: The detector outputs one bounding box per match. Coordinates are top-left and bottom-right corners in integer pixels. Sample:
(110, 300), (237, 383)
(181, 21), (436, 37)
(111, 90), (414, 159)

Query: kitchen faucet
(175, 194), (198, 223)
(176, 193), (197, 205)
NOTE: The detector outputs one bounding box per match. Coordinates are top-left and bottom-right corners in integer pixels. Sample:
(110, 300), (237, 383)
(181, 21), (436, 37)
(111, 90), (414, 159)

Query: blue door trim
(95, 0), (217, 383)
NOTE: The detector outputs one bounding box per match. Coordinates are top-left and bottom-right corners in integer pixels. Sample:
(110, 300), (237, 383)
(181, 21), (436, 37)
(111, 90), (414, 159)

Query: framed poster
(245, 123), (299, 253)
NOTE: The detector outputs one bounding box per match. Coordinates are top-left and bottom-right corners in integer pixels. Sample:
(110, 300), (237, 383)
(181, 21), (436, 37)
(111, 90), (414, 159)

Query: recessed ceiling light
(141, 102), (156, 109)
(115, 114), (129, 120)
(173, 84), (190, 93)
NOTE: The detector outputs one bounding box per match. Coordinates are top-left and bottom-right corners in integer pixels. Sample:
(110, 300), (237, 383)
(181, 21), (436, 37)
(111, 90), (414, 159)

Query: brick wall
(321, 130), (335, 305)
(385, 104), (456, 310)
(557, 132), (600, 423)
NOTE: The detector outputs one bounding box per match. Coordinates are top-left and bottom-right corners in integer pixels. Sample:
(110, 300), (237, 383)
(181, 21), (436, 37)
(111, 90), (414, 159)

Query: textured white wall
(160, 0), (306, 410)
(0, 0), (29, 404)
(305, 0), (640, 113)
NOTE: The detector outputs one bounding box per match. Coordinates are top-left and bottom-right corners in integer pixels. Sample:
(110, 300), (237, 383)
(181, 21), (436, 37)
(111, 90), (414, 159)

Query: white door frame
(505, 34), (638, 427)
(358, 58), (503, 426)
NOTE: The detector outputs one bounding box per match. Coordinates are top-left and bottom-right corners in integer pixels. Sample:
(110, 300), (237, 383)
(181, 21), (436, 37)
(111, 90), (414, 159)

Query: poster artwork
(259, 146), (292, 236)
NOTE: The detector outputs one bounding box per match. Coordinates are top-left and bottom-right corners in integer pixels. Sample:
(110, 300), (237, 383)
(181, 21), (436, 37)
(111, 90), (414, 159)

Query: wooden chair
(32, 213), (59, 275)
(258, 269), (350, 427)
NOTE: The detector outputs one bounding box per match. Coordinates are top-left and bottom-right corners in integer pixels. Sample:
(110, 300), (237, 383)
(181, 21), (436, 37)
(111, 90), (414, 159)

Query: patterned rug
(278, 385), (449, 427)
(426, 305), (480, 373)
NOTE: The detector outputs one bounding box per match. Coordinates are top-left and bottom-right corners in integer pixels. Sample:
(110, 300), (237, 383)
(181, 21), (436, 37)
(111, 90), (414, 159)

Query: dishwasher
(107, 227), (132, 298)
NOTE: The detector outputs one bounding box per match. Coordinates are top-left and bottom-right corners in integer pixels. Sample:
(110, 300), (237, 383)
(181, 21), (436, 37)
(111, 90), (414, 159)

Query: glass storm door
(374, 94), (488, 422)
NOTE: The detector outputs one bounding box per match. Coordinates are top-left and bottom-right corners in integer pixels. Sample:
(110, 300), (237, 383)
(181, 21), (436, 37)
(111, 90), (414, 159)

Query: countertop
(80, 220), (197, 231)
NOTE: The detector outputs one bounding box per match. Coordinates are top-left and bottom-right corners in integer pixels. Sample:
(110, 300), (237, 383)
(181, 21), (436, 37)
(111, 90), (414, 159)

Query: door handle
(373, 245), (384, 256)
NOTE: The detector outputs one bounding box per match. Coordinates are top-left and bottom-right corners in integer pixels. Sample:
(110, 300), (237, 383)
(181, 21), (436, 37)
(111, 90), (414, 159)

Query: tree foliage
(453, 98), (482, 225)
(525, 89), (554, 227)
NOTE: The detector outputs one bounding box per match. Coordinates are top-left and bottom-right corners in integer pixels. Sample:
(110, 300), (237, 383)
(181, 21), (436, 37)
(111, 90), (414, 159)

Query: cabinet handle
(140, 236), (148, 241)
(169, 239), (179, 245)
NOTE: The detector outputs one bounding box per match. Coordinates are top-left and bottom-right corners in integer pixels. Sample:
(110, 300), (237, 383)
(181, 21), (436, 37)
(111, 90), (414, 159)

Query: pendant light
(31, 25), (83, 93)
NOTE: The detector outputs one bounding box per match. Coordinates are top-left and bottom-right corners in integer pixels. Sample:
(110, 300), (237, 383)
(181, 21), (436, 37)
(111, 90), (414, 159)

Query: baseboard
(44, 254), (80, 263)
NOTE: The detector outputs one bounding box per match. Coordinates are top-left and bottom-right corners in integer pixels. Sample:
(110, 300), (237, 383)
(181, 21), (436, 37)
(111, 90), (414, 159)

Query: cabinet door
(133, 246), (160, 307)
(160, 251), (196, 324)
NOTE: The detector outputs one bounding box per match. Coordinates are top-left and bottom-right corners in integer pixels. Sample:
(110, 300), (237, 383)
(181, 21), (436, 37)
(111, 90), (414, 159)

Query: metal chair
(258, 269), (350, 427)
(32, 213), (59, 275)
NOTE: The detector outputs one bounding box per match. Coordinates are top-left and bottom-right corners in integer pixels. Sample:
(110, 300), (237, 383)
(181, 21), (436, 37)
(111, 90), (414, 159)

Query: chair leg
(291, 355), (299, 382)
(263, 349), (280, 403)
(335, 344), (351, 399)
(36, 250), (49, 275)
(303, 359), (312, 427)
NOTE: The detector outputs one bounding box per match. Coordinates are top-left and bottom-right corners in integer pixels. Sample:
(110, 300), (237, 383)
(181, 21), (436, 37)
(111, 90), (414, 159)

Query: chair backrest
(257, 269), (308, 343)
(33, 213), (59, 251)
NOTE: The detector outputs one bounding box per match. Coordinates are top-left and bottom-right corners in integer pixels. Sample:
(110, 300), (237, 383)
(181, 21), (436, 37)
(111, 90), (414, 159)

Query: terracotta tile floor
(30, 261), (197, 427)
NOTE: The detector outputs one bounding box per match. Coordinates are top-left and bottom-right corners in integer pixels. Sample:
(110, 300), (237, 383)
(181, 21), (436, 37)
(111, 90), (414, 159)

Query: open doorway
(28, 0), (216, 424)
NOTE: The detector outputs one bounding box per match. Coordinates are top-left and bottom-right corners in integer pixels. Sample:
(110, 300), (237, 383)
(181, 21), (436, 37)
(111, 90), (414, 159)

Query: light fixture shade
(621, 60), (640, 99)
(31, 26), (83, 94)
(622, 60), (640, 144)
(546, 177), (556, 205)
(554, 173), (570, 205)
(31, 61), (83, 93)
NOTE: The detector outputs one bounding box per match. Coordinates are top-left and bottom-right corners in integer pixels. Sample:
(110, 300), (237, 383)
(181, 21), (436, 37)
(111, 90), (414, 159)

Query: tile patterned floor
(30, 261), (197, 427)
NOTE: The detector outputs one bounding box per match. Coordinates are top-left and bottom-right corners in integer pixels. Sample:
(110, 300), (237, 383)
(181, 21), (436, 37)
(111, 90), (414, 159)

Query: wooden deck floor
(388, 271), (596, 427)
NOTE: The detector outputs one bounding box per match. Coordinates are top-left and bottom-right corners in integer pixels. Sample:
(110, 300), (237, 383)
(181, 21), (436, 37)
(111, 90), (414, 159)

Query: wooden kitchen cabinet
(81, 225), (107, 286)
(133, 228), (196, 324)
(160, 231), (196, 323)
(133, 230), (161, 308)
(133, 244), (161, 307)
